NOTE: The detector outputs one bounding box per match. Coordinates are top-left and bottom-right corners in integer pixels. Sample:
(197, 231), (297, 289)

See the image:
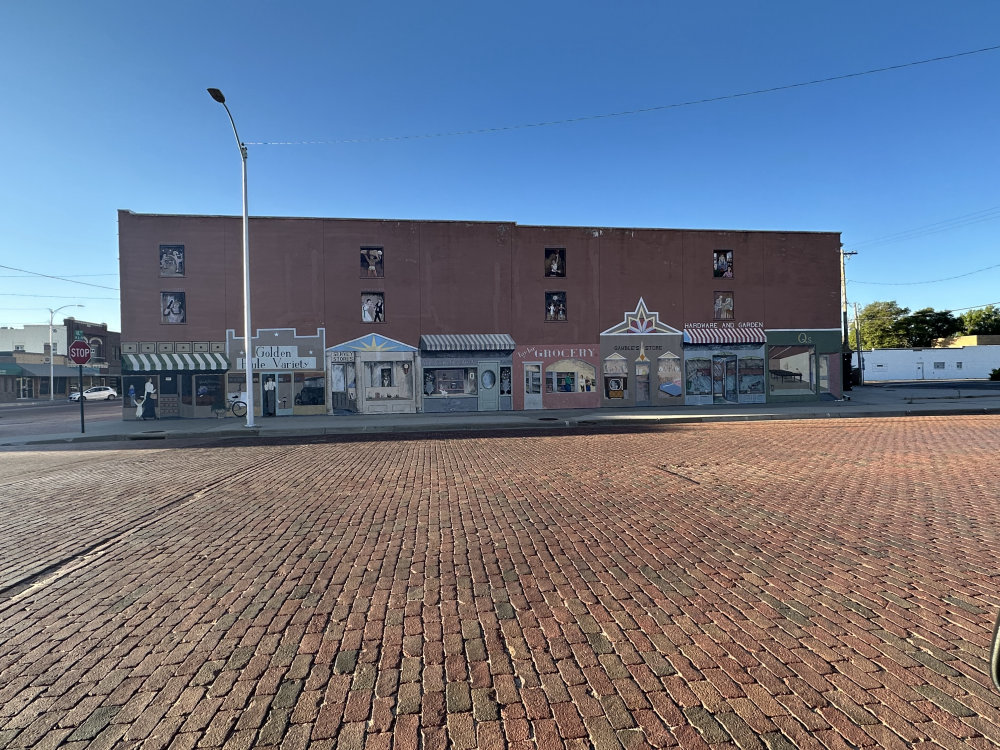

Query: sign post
(68, 340), (92, 433)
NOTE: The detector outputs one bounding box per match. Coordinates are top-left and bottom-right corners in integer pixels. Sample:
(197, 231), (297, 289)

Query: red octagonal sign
(68, 340), (92, 365)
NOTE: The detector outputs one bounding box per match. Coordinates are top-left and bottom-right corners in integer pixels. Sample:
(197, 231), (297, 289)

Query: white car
(69, 386), (118, 401)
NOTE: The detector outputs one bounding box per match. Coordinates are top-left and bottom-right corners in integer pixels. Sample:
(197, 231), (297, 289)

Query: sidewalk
(3, 382), (999, 447)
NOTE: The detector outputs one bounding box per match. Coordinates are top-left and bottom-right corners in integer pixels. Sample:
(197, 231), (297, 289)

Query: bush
(990, 367), (1000, 381)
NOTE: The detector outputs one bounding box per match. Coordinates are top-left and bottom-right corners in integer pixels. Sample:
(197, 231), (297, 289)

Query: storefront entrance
(260, 373), (293, 416)
(17, 377), (33, 399)
(712, 355), (738, 404)
(523, 363), (542, 409)
(478, 361), (499, 411)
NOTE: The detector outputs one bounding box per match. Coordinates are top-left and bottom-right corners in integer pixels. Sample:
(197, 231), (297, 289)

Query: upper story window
(713, 250), (733, 278)
(713, 291), (734, 320)
(361, 247), (384, 278)
(362, 292), (385, 323)
(544, 248), (566, 277)
(161, 292), (187, 324)
(160, 244), (185, 277)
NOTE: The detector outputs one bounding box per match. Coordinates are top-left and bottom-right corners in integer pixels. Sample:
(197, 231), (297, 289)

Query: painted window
(738, 357), (765, 396)
(685, 358), (712, 396)
(956, 362), (963, 369)
(160, 244), (185, 277)
(713, 249), (733, 278)
(161, 292), (186, 324)
(362, 293), (385, 323)
(768, 345), (816, 395)
(499, 366), (512, 395)
(713, 291), (734, 320)
(423, 368), (478, 397)
(361, 246), (384, 278)
(294, 374), (325, 405)
(545, 359), (596, 393)
(545, 247), (566, 277)
(545, 292), (567, 321)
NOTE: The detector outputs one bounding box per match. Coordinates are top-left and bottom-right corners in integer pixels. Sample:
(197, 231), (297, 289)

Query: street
(1, 416), (999, 749)
(0, 400), (123, 440)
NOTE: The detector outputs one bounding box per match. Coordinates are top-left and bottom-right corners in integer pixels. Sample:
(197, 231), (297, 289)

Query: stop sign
(68, 340), (92, 365)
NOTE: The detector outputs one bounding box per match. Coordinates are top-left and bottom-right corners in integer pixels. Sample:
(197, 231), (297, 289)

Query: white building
(854, 346), (1000, 381)
(0, 324), (67, 356)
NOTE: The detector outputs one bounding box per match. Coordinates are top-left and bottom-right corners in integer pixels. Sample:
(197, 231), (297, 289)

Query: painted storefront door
(523, 363), (542, 409)
(478, 361), (499, 411)
(712, 355), (738, 404)
(635, 362), (651, 405)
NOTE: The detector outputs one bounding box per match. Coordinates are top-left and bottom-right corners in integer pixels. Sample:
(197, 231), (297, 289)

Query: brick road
(1, 416), (999, 749)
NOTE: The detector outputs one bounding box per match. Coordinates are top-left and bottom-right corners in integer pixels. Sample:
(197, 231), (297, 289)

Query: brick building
(118, 210), (842, 419)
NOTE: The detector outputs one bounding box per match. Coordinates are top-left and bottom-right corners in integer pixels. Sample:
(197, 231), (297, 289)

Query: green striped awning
(123, 352), (229, 372)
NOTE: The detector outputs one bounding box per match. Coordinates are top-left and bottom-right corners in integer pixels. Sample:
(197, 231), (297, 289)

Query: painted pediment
(600, 298), (681, 335)
(327, 334), (417, 352)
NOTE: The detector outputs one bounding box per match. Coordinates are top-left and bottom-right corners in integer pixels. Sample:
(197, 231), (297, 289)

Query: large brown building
(118, 210), (842, 419)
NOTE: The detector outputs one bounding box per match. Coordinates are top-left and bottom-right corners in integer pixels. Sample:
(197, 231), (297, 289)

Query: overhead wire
(247, 44), (1000, 146)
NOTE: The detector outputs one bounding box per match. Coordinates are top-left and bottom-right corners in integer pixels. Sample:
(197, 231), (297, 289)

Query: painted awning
(17, 363), (104, 377)
(123, 352), (230, 372)
(419, 334), (516, 352)
(684, 325), (766, 345)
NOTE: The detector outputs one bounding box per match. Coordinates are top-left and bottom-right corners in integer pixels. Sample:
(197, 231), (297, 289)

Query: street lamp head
(207, 88), (226, 104)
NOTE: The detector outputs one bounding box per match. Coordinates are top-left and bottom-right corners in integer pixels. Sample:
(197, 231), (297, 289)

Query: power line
(0, 264), (119, 291)
(0, 293), (119, 300)
(851, 261), (1000, 286)
(850, 205), (1000, 250)
(247, 44), (1000, 146)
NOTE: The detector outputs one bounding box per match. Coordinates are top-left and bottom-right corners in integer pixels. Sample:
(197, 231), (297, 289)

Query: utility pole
(841, 248), (857, 390)
(853, 302), (865, 386)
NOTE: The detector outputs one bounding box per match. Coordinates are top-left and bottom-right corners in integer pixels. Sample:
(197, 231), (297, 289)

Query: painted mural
(599, 298), (684, 408)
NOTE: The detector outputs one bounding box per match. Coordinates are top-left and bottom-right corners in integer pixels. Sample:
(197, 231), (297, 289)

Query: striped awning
(419, 334), (516, 352)
(684, 325), (766, 345)
(123, 352), (230, 372)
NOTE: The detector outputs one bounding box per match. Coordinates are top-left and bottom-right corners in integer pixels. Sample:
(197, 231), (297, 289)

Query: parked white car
(69, 386), (118, 401)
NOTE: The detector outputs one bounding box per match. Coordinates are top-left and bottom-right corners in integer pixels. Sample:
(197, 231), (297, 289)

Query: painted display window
(362, 293), (385, 323)
(499, 366), (512, 395)
(738, 357), (765, 396)
(768, 345), (816, 395)
(544, 247), (566, 277)
(713, 249), (733, 278)
(294, 374), (325, 405)
(187, 374), (225, 407)
(361, 246), (384, 278)
(545, 359), (596, 393)
(159, 244), (185, 277)
(713, 291), (734, 320)
(603, 353), (627, 399)
(685, 358), (712, 395)
(545, 292), (567, 321)
(657, 352), (683, 397)
(423, 368), (478, 397)
(161, 292), (186, 324)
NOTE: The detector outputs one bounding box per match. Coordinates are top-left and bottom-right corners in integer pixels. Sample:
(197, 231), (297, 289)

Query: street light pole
(48, 304), (83, 400)
(208, 88), (255, 428)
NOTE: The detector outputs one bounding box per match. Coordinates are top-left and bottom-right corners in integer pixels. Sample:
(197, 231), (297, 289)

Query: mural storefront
(419, 334), (515, 413)
(121, 352), (229, 419)
(766, 329), (842, 401)
(514, 345), (599, 410)
(599, 299), (684, 408)
(227, 328), (327, 417)
(327, 334), (419, 414)
(682, 322), (767, 405)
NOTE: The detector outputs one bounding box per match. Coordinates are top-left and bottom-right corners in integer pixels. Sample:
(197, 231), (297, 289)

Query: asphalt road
(0, 399), (123, 440)
(2, 416), (999, 749)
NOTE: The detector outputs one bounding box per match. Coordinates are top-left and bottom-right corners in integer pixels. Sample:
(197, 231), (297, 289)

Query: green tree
(959, 305), (1000, 335)
(851, 301), (909, 349)
(899, 308), (961, 347)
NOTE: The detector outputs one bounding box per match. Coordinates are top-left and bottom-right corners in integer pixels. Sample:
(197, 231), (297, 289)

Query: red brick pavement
(1, 415), (999, 748)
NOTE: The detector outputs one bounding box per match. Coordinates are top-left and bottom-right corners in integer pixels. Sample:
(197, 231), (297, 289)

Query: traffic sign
(68, 340), (92, 365)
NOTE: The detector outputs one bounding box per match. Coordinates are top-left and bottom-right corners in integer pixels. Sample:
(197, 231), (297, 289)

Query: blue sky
(1, 2), (998, 333)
